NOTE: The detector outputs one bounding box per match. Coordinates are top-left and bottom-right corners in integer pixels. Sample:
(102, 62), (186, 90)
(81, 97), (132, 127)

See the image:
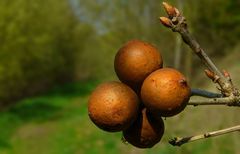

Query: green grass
(0, 80), (239, 154)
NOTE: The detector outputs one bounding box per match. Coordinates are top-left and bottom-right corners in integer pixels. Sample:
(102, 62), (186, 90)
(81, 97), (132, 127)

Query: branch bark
(188, 96), (240, 107)
(169, 125), (240, 146)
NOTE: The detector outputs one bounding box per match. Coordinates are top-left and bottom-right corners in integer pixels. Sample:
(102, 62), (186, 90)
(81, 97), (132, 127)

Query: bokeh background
(0, 0), (240, 154)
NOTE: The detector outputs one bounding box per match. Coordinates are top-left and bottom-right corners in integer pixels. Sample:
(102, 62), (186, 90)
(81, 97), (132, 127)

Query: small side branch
(191, 88), (222, 98)
(169, 125), (240, 146)
(188, 101), (231, 106)
(188, 96), (240, 107)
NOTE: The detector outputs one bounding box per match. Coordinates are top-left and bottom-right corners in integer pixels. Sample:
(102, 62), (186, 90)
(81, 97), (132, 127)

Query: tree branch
(160, 2), (240, 97)
(159, 2), (240, 146)
(169, 125), (240, 146)
(188, 96), (240, 107)
(191, 88), (222, 98)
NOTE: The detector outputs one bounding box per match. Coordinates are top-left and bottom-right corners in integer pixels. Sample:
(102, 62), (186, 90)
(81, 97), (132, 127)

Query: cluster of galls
(88, 40), (191, 148)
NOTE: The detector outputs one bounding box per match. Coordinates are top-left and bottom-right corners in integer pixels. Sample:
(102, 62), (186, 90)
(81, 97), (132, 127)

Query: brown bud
(204, 69), (215, 80)
(222, 70), (230, 78)
(174, 8), (181, 16)
(159, 17), (173, 28)
(204, 69), (220, 82)
(162, 2), (176, 18)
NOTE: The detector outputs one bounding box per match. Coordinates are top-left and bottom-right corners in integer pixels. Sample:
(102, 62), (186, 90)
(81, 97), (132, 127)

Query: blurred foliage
(0, 1), (239, 153)
(186, 0), (240, 56)
(0, 0), (240, 106)
(0, 0), (93, 106)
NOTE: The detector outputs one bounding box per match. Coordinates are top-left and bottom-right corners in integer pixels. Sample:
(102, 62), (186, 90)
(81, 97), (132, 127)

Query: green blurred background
(0, 0), (239, 153)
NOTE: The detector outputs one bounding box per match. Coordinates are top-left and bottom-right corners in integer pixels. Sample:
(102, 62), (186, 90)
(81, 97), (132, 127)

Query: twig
(191, 88), (222, 98)
(169, 125), (240, 146)
(188, 96), (240, 107)
(159, 2), (240, 147)
(160, 2), (239, 97)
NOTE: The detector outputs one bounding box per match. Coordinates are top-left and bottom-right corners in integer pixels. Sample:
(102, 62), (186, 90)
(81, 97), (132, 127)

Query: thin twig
(169, 125), (240, 146)
(160, 2), (239, 97)
(191, 88), (222, 98)
(188, 97), (240, 107)
(159, 2), (240, 147)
